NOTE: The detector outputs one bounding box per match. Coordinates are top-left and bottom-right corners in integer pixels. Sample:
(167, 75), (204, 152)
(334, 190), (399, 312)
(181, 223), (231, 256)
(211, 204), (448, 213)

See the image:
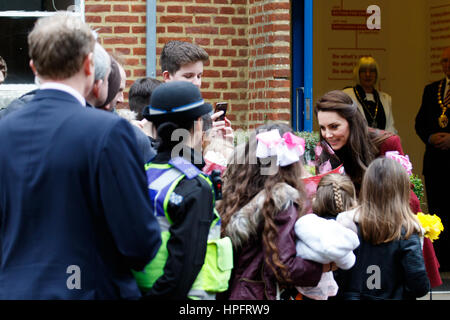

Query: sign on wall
(428, 0), (450, 82)
(322, 0), (389, 92)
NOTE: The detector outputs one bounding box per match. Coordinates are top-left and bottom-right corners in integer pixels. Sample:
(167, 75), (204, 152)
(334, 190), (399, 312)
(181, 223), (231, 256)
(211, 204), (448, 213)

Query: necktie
(444, 83), (450, 106)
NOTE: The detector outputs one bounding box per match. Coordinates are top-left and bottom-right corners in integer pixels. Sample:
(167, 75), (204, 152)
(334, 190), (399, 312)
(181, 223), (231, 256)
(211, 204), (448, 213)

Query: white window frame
(0, 1), (85, 108)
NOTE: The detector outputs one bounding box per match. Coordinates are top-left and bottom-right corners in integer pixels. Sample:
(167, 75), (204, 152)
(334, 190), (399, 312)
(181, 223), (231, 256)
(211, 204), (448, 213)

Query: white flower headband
(255, 129), (305, 167)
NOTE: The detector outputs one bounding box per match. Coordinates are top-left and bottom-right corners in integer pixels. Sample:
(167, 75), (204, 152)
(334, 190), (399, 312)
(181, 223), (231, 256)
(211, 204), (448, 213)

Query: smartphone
(214, 102), (228, 121)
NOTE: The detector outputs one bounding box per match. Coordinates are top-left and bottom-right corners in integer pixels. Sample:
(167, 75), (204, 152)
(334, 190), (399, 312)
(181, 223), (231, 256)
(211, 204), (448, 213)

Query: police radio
(210, 170), (222, 200)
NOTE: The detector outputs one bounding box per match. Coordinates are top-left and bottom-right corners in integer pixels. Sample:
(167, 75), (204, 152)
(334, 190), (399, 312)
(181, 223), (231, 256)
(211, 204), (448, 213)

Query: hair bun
(156, 121), (180, 151)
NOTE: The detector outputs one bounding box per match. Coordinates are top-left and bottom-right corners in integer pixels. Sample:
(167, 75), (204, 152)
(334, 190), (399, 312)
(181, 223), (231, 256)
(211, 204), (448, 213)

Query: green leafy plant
(294, 131), (320, 154)
(410, 174), (424, 204)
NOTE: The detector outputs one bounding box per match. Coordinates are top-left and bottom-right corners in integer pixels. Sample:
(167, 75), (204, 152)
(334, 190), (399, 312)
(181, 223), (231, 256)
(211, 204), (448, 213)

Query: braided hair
(312, 173), (357, 217)
(332, 182), (344, 212)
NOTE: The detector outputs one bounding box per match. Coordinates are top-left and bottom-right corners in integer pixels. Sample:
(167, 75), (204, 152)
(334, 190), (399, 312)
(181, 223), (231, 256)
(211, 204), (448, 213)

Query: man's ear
(92, 79), (101, 98)
(29, 60), (37, 75)
(83, 52), (94, 76)
(162, 70), (172, 82)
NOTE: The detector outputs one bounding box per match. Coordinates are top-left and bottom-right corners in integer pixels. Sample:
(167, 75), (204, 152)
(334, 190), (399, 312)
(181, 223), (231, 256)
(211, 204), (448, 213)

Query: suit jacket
(0, 89), (161, 299)
(415, 78), (450, 176)
(0, 89), (37, 120)
(131, 125), (156, 164)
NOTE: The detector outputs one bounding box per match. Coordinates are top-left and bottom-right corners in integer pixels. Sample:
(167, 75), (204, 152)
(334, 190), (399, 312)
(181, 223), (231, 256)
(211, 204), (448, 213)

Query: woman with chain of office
(343, 56), (397, 134)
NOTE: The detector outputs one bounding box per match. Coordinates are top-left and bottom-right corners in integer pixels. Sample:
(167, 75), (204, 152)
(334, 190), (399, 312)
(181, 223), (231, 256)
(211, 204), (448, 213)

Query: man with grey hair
(0, 14), (161, 299)
(85, 42), (110, 107)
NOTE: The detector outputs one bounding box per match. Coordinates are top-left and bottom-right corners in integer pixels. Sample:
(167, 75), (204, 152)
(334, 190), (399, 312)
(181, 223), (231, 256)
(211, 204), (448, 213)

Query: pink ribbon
(385, 151), (413, 175)
(255, 129), (306, 167)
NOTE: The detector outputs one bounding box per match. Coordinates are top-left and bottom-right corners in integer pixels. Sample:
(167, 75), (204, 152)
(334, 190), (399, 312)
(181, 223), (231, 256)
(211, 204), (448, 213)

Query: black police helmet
(142, 81), (212, 126)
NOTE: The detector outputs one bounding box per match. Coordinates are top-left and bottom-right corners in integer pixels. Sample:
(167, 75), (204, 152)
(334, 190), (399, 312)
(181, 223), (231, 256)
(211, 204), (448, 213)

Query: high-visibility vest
(132, 157), (233, 300)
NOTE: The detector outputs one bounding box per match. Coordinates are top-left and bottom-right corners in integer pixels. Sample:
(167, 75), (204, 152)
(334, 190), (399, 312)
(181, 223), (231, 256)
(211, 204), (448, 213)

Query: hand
(429, 132), (450, 150)
(210, 111), (234, 145)
(211, 110), (225, 122)
(131, 119), (144, 129)
(322, 262), (338, 273)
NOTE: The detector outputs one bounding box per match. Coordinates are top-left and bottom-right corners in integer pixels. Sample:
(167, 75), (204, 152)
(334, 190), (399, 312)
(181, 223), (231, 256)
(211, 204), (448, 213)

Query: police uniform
(133, 81), (233, 299)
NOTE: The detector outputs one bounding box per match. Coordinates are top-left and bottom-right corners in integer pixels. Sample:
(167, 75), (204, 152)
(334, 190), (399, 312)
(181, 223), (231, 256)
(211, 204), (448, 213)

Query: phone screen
(214, 102), (227, 121)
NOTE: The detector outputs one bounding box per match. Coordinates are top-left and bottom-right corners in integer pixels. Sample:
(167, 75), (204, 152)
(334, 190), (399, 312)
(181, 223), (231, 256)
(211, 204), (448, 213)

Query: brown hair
(160, 40), (209, 75)
(358, 158), (421, 245)
(218, 122), (306, 283)
(312, 173), (357, 217)
(314, 90), (394, 191)
(28, 14), (95, 80)
(129, 77), (162, 120)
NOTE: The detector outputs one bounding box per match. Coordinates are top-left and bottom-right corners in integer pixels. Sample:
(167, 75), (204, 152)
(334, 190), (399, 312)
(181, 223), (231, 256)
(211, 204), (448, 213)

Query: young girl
(336, 158), (430, 300)
(312, 173), (358, 219)
(217, 122), (331, 300)
(294, 173), (359, 300)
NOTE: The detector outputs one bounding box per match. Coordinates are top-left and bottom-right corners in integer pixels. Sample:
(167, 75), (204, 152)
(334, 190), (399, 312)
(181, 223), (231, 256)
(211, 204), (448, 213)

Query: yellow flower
(417, 212), (444, 242)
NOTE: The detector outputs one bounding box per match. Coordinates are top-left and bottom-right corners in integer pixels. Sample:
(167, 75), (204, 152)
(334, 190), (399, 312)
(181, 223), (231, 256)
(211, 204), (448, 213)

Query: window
(0, 0), (84, 108)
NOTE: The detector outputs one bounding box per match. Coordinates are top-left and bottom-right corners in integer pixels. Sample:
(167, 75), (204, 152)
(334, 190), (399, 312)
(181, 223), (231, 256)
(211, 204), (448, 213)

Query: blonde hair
(312, 173), (357, 217)
(358, 158), (421, 245)
(28, 14), (95, 80)
(354, 56), (380, 86)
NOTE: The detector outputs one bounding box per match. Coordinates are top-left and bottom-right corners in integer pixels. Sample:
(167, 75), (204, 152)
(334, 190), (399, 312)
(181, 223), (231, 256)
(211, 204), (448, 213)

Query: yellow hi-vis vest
(132, 157), (233, 300)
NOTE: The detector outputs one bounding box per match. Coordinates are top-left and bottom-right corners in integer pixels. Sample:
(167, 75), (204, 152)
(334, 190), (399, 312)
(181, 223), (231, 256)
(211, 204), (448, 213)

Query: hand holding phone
(214, 102), (228, 121)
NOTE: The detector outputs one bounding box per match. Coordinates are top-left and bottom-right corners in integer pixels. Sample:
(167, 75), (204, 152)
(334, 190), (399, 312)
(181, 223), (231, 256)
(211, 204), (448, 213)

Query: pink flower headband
(385, 151), (413, 176)
(255, 129), (305, 167)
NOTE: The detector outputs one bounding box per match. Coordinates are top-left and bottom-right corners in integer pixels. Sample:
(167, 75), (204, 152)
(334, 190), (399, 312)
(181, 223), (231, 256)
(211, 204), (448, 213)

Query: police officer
(133, 81), (232, 300)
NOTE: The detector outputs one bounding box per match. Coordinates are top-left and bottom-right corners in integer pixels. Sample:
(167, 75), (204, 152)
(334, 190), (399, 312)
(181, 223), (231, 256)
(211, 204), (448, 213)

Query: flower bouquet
(417, 212), (444, 242)
(295, 132), (345, 210)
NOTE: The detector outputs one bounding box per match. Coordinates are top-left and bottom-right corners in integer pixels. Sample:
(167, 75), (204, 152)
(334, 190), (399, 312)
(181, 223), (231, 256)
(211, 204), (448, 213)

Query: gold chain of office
(353, 87), (379, 127)
(437, 80), (449, 128)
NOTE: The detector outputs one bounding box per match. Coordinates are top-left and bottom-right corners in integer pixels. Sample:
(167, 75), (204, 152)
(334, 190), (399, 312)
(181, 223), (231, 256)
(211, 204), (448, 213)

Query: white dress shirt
(40, 82), (86, 107)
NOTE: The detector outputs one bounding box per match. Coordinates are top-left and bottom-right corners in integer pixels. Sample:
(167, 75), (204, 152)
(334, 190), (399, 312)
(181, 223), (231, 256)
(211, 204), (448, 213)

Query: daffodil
(417, 212), (444, 242)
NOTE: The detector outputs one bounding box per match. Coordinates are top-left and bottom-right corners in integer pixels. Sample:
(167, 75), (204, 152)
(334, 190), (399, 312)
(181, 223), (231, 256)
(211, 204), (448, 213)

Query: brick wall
(85, 0), (292, 130)
(248, 0), (291, 129)
(85, 0), (148, 100)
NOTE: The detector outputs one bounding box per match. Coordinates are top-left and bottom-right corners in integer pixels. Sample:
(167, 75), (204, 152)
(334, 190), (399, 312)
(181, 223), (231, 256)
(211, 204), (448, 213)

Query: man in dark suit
(415, 47), (450, 272)
(0, 14), (161, 299)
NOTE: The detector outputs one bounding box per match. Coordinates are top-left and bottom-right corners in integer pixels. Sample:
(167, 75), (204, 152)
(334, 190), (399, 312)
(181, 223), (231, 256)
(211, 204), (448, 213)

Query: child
(161, 40), (234, 169)
(294, 173), (359, 300)
(312, 173), (358, 219)
(217, 122), (331, 300)
(336, 158), (430, 300)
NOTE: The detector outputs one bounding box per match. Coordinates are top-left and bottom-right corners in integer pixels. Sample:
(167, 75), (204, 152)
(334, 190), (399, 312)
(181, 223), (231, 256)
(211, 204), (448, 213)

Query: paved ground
(419, 272), (450, 300)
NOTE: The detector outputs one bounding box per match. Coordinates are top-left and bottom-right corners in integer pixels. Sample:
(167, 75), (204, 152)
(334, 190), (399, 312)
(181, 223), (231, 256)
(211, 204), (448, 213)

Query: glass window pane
(0, 17), (37, 84)
(0, 0), (76, 12)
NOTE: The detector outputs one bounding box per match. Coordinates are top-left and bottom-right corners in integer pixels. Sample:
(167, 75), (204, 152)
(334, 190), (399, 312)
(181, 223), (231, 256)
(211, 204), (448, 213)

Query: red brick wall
(85, 0), (292, 130)
(248, 0), (291, 129)
(85, 0), (148, 101)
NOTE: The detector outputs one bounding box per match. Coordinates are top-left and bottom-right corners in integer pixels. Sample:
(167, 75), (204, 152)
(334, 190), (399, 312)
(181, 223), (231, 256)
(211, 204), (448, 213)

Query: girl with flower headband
(335, 158), (430, 299)
(217, 122), (334, 300)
